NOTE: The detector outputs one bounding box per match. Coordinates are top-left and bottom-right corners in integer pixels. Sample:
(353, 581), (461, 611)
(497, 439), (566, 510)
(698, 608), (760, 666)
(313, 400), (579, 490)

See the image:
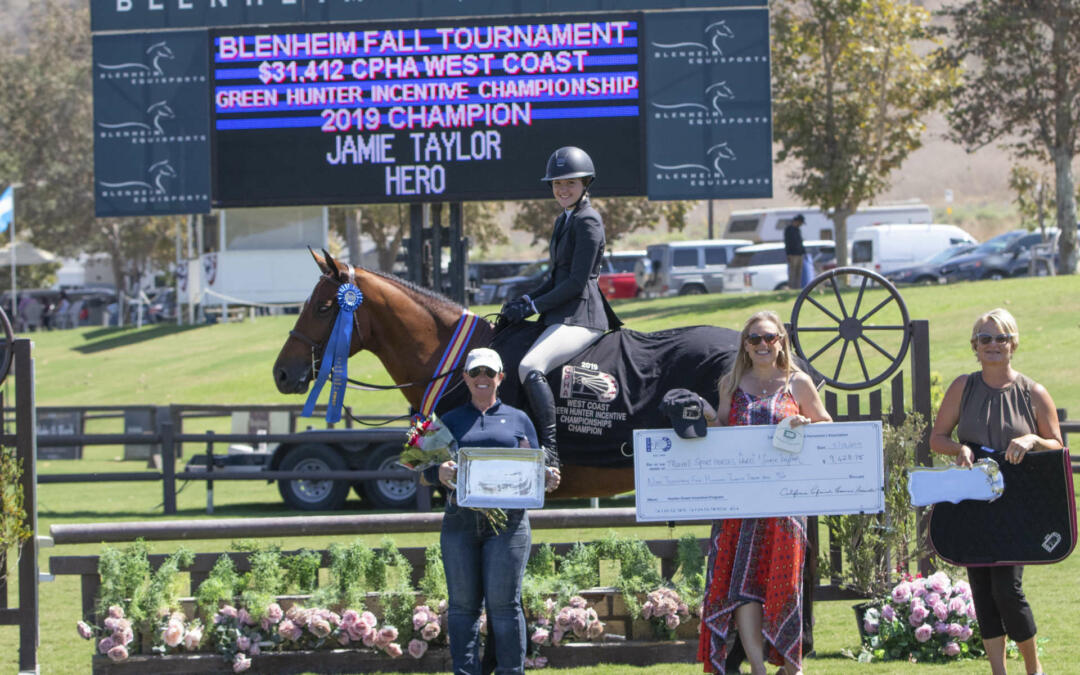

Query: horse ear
(310, 246), (332, 275)
(322, 249), (346, 282)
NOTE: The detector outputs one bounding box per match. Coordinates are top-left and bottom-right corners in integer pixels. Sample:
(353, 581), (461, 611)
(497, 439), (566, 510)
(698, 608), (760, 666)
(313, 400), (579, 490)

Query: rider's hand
(500, 298), (533, 324)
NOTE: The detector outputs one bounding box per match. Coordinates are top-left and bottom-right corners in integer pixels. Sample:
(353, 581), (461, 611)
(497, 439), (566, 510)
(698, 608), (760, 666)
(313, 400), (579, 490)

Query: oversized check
(633, 421), (883, 522)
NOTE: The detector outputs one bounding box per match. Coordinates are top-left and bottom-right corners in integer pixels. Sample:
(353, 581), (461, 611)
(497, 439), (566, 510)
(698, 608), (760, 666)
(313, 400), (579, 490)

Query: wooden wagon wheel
(0, 306), (14, 386)
(790, 267), (911, 391)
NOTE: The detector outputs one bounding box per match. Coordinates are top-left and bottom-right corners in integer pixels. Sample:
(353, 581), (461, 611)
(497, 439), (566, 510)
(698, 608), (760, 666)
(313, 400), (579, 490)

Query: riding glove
(499, 297), (535, 324)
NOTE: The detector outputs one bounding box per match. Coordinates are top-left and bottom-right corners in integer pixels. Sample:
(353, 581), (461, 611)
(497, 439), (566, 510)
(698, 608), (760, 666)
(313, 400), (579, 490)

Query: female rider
(499, 146), (622, 464)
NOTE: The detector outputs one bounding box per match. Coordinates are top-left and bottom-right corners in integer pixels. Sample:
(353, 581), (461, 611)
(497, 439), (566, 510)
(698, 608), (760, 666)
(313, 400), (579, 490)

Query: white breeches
(518, 323), (604, 383)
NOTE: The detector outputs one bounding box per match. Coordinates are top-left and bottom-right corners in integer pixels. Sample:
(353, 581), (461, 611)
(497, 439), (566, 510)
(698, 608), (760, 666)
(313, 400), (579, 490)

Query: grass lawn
(2, 274), (1079, 673)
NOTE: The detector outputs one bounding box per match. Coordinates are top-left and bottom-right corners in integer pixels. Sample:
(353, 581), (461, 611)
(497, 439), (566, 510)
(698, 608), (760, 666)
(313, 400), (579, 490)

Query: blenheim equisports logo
(97, 100), (209, 146)
(97, 41), (207, 85)
(654, 141), (736, 177)
(98, 160), (207, 206)
(650, 20), (768, 66)
(653, 142), (770, 189)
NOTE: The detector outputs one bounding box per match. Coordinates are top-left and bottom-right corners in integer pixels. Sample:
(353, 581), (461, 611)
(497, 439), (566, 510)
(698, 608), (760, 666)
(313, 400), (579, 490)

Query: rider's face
(552, 178), (586, 209)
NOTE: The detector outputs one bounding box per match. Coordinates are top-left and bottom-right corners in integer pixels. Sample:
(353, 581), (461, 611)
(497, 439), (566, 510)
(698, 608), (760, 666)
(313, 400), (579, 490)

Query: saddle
(482, 323), (743, 467)
(928, 446), (1076, 566)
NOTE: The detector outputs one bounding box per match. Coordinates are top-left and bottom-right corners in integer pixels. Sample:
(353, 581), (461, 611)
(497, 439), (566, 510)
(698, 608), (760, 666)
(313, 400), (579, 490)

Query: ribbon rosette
(301, 283), (363, 423)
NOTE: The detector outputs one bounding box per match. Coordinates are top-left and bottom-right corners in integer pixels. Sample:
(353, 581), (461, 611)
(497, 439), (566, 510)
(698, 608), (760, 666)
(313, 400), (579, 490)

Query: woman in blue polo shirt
(423, 347), (559, 675)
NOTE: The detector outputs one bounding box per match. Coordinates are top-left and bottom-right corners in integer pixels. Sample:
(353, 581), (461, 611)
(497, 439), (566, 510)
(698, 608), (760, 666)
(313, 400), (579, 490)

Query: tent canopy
(0, 241), (58, 266)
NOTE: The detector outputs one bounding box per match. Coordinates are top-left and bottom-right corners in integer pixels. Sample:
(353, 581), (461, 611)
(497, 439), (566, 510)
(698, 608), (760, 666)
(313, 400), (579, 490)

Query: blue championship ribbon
(301, 283), (363, 423)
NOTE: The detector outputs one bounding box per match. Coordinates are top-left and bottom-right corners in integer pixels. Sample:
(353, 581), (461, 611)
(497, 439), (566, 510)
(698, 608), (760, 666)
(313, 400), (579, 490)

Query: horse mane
(362, 267), (466, 318)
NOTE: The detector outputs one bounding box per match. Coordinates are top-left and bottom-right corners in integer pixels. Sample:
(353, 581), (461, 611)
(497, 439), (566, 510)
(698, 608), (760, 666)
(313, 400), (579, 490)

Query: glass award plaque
(456, 446), (546, 509)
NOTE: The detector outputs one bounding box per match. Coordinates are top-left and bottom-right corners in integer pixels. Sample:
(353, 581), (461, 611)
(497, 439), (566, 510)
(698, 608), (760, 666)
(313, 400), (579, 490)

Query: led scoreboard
(90, 2), (772, 216)
(210, 17), (643, 205)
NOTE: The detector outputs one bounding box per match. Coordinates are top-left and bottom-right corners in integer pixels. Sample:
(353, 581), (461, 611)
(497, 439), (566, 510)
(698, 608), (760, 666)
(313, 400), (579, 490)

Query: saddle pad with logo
(487, 324), (741, 467)
(929, 447), (1076, 566)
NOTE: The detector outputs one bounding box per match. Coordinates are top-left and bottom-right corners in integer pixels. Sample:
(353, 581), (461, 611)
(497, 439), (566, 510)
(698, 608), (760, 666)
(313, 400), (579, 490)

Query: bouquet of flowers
(857, 571), (984, 663)
(640, 587), (692, 640)
(399, 413), (456, 472)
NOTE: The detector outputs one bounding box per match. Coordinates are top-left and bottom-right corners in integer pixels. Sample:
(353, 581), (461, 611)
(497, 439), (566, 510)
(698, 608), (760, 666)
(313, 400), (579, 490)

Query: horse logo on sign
(97, 41), (176, 77)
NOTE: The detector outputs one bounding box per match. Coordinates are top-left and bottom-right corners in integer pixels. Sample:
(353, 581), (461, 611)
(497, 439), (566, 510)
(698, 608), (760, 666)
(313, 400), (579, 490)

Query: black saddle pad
(929, 447), (1076, 566)
(487, 323), (742, 468)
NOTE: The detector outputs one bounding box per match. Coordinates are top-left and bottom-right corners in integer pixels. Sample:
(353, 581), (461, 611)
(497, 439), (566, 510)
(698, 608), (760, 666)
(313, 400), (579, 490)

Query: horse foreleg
(548, 465), (636, 500)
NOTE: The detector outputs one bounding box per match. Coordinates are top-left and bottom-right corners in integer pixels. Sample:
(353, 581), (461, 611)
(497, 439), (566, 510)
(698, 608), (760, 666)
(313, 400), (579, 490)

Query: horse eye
(316, 300), (334, 315)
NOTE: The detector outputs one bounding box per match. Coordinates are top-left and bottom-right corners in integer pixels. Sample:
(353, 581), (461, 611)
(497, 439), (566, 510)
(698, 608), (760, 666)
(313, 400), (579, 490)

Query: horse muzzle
(273, 361), (312, 395)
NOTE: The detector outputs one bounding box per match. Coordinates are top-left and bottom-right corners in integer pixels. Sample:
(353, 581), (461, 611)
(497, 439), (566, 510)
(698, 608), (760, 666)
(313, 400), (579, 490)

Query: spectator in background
(16, 293), (34, 332)
(21, 295), (43, 332)
(784, 214), (806, 290)
(55, 291), (71, 329)
(68, 297), (85, 328)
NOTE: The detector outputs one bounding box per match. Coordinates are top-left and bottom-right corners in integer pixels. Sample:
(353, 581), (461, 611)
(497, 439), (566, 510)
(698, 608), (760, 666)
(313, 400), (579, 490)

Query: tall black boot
(522, 369), (559, 467)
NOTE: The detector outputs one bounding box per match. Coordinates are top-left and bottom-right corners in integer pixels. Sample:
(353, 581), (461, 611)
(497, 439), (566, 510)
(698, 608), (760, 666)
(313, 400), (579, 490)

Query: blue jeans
(441, 503), (530, 675)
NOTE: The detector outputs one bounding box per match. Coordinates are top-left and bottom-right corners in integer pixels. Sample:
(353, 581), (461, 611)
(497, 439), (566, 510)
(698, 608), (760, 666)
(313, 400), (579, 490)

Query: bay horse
(272, 250), (638, 499)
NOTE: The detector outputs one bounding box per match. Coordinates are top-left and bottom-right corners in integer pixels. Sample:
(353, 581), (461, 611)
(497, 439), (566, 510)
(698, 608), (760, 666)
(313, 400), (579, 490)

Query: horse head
(273, 248), (364, 394)
(147, 101), (176, 134)
(146, 41), (175, 76)
(706, 81), (734, 116)
(705, 21), (735, 53)
(273, 249), (493, 410)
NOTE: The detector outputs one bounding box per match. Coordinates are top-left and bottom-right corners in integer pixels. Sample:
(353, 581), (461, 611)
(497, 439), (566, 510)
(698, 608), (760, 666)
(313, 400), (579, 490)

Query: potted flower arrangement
(856, 571), (984, 663)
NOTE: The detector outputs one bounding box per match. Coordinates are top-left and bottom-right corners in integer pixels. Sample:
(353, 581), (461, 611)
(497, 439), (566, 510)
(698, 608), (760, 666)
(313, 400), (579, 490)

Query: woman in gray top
(930, 307), (1063, 675)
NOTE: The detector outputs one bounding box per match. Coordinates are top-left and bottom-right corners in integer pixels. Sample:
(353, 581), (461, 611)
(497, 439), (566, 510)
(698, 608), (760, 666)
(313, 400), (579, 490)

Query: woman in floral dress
(696, 310), (831, 675)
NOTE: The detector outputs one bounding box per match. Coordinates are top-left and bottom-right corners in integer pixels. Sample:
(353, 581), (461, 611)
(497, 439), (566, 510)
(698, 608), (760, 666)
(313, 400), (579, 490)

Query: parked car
(635, 239), (752, 297)
(850, 224), (977, 275)
(883, 243), (977, 285)
(599, 250), (646, 300)
(938, 229), (1053, 282)
(467, 260), (533, 304)
(721, 240), (837, 292)
(476, 260), (550, 305)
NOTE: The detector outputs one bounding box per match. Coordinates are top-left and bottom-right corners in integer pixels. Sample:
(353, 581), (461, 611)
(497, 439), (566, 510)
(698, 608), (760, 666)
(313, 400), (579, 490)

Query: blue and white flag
(0, 186), (13, 234)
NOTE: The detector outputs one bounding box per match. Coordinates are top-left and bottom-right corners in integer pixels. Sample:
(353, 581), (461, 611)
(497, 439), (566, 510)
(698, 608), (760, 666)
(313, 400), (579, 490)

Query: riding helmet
(542, 146), (596, 183)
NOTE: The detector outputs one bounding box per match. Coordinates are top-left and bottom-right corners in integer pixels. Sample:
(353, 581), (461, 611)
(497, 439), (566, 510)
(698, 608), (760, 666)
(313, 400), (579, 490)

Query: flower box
(91, 648), (453, 675)
(91, 640), (698, 674)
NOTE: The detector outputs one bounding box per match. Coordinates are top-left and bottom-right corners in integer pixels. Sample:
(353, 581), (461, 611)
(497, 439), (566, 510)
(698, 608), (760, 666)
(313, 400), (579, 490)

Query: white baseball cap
(464, 348), (503, 373)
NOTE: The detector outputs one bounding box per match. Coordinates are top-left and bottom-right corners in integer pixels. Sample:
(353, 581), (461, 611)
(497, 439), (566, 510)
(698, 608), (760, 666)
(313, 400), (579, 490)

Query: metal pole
(15, 339), (39, 672)
(205, 431), (215, 515)
(160, 406), (176, 515)
(707, 199), (714, 239)
(186, 215), (195, 325)
(175, 219), (184, 326)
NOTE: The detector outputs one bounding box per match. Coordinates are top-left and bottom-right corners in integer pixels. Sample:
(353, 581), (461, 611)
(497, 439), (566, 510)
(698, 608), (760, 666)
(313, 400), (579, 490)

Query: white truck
(723, 204), (933, 243)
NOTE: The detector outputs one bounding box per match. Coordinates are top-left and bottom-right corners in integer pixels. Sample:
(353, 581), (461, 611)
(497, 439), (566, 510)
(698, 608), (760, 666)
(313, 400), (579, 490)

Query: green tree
(940, 0), (1080, 274)
(772, 0), (957, 266)
(1008, 165), (1056, 236)
(338, 202), (506, 272)
(512, 197), (691, 247)
(0, 1), (181, 298)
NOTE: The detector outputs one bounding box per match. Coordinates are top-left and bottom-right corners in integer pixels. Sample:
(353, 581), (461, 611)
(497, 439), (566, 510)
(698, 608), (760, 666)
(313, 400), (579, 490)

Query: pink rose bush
(400, 601), (447, 659)
(75, 605), (137, 663)
(640, 587), (692, 640)
(858, 572), (984, 663)
(524, 595), (606, 667)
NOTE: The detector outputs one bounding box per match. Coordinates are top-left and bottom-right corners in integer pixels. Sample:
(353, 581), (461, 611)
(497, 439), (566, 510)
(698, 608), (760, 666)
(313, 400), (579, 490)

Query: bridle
(285, 267), (476, 417)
